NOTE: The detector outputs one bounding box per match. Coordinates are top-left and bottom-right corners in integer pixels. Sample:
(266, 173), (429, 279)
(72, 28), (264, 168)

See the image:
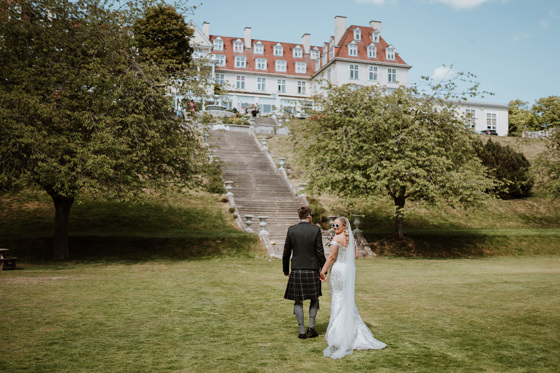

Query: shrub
(474, 139), (534, 198)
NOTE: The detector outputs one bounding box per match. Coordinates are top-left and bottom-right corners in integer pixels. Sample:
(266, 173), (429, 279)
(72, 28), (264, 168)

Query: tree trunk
(393, 191), (406, 240)
(51, 194), (74, 260)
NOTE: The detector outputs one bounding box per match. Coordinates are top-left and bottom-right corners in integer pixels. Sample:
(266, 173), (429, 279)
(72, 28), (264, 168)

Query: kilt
(284, 269), (322, 301)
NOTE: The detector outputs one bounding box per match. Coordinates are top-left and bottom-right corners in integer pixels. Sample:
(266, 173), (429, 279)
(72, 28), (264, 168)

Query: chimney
(334, 16), (347, 46)
(369, 20), (382, 35)
(202, 22), (210, 39)
(244, 27), (252, 49)
(302, 33), (310, 54)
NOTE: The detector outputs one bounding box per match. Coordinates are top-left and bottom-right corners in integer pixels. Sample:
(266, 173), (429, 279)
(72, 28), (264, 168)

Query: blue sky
(188, 0), (559, 106)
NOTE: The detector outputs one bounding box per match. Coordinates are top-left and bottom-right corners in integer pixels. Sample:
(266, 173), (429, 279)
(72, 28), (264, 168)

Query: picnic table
(0, 248), (17, 270)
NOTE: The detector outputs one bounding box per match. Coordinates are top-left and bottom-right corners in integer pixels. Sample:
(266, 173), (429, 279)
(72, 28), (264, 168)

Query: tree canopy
(0, 0), (209, 259)
(290, 84), (493, 238)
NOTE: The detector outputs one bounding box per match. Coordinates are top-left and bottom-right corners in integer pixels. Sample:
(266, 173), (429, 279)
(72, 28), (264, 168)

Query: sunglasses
(331, 223), (341, 228)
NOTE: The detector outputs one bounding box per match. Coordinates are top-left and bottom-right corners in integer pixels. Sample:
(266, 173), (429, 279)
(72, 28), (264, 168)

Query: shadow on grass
(1, 233), (262, 264)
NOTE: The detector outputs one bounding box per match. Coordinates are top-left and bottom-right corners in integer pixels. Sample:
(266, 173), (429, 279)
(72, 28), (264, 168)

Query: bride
(319, 216), (386, 359)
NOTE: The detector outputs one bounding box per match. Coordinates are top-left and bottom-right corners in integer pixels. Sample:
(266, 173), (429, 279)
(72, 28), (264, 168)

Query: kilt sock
(294, 302), (305, 334)
(309, 299), (319, 328)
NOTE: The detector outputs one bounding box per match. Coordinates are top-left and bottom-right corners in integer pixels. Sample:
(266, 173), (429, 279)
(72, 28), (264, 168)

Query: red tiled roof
(335, 25), (408, 65)
(209, 35), (323, 77)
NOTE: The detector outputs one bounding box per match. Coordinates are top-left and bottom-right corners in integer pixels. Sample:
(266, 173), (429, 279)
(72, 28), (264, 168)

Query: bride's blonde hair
(335, 216), (349, 246)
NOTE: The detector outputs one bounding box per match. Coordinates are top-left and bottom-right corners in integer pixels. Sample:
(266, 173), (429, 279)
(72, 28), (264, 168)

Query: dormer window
(213, 37), (223, 51)
(273, 43), (283, 57)
(310, 48), (319, 60)
(295, 62), (306, 74)
(275, 60), (287, 72)
(293, 46), (303, 58)
(367, 44), (376, 59)
(386, 45), (395, 60)
(254, 41), (264, 54)
(348, 42), (358, 57)
(354, 28), (361, 41)
(233, 39), (243, 53)
(215, 54), (226, 66)
(234, 56), (246, 68)
(373, 31), (380, 43)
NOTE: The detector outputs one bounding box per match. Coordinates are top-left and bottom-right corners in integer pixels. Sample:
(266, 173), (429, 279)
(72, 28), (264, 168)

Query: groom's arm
(315, 228), (326, 269)
(282, 230), (292, 276)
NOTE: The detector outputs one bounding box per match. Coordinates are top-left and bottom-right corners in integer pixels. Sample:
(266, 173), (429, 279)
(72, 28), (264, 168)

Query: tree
(290, 84), (493, 239)
(133, 3), (194, 71)
(508, 100), (535, 136)
(474, 139), (533, 198)
(532, 96), (560, 130)
(537, 130), (560, 198)
(0, 0), (209, 259)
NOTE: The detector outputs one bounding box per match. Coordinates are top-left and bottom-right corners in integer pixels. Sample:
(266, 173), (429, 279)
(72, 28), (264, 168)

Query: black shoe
(307, 327), (319, 338)
(298, 333), (307, 339)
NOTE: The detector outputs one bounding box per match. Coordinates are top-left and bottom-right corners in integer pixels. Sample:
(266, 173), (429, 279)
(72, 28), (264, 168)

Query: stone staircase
(211, 128), (305, 258)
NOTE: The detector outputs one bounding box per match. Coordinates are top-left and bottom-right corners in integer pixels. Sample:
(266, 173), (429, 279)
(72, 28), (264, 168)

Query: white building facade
(190, 16), (509, 135)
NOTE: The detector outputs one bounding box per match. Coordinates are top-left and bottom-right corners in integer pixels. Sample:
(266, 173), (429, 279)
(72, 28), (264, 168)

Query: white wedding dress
(324, 220), (386, 359)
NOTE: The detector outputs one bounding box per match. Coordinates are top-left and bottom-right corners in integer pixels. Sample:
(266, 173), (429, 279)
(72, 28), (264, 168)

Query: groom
(283, 206), (326, 339)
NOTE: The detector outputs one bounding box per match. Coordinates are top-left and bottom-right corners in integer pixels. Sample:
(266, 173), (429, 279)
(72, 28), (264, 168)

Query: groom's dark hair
(298, 206), (312, 220)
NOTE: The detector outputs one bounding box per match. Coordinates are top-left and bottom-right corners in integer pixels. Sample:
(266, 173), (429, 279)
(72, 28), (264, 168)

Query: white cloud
(431, 66), (456, 81)
(540, 10), (558, 29)
(429, 0), (492, 10)
(510, 32), (532, 43)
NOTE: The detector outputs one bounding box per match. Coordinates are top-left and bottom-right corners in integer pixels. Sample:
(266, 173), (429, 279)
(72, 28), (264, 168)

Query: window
(465, 109), (476, 128)
(215, 54), (226, 67)
(256, 58), (267, 70)
(295, 62), (306, 74)
(234, 56), (246, 68)
(213, 38), (223, 51)
(348, 42), (358, 57)
(354, 28), (361, 41)
(350, 64), (359, 79)
(273, 44), (283, 56)
(367, 44), (376, 59)
(278, 79), (286, 92)
(388, 68), (396, 83)
(236, 75), (245, 89)
(233, 39), (243, 53)
(486, 113), (497, 130)
(254, 42), (264, 54)
(257, 77), (266, 91)
(368, 66), (378, 81)
(311, 49), (319, 60)
(215, 73), (225, 85)
(297, 81), (306, 95)
(373, 31), (380, 43)
(275, 60), (287, 72)
(293, 46), (302, 58)
(386, 46), (395, 60)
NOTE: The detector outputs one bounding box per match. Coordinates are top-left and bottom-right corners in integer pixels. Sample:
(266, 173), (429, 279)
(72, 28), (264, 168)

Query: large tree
(291, 84), (493, 238)
(532, 96), (560, 130)
(508, 99), (535, 135)
(0, 0), (209, 259)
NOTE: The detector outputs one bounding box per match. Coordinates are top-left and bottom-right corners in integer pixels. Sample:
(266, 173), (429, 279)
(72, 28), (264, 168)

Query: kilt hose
(284, 269), (322, 301)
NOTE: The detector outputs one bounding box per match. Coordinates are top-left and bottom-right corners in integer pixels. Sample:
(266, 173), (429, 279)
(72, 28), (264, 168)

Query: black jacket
(283, 221), (326, 275)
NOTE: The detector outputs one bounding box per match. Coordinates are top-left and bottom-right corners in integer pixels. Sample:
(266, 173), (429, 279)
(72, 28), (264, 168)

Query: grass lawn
(1, 256), (559, 372)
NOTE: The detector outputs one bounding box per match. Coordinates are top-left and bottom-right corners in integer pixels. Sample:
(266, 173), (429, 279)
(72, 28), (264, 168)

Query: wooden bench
(0, 256), (17, 270)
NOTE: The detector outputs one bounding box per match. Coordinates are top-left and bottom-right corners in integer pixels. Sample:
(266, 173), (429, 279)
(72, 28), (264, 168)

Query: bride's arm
(355, 244), (359, 259)
(320, 238), (341, 278)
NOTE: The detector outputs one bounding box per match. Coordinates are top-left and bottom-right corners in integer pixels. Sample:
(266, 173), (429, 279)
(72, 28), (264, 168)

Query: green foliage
(532, 96), (560, 130)
(537, 130), (560, 198)
(508, 99), (535, 135)
(307, 197), (330, 229)
(133, 3), (193, 71)
(0, 0), (210, 258)
(291, 84), (493, 238)
(474, 139), (533, 199)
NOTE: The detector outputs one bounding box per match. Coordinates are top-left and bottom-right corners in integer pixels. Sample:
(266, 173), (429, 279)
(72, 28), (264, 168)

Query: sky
(187, 0), (560, 106)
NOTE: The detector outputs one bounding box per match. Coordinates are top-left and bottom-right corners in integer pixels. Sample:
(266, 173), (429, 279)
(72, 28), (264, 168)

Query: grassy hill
(0, 189), (262, 262)
(264, 130), (560, 257)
